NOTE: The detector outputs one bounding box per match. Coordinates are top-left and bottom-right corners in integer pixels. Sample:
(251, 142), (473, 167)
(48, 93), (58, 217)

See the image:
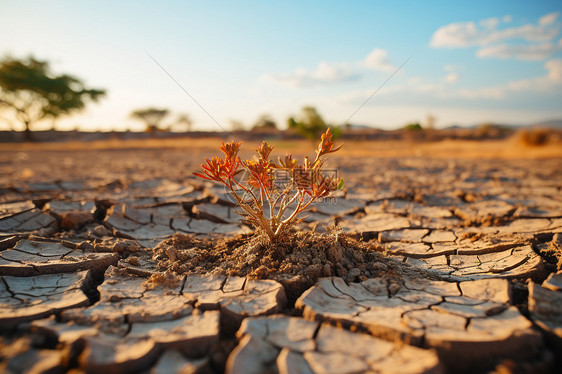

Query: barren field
(1, 136), (562, 373)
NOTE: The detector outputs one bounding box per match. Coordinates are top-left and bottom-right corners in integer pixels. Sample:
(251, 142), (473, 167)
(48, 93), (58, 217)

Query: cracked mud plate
(1, 151), (561, 373)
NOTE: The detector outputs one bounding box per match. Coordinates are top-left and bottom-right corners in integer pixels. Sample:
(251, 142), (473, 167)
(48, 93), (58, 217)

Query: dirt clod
(152, 228), (399, 291)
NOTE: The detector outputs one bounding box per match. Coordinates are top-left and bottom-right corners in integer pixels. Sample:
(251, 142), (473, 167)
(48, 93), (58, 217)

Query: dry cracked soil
(0, 144), (561, 374)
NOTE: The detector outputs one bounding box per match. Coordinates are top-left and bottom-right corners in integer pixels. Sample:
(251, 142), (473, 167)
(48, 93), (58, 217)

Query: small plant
(194, 128), (343, 242)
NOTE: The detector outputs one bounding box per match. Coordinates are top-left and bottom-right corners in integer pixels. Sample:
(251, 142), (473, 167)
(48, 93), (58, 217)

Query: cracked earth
(0, 147), (561, 373)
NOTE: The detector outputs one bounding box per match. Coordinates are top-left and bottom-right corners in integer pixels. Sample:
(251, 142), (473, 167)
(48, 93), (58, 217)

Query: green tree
(288, 106), (340, 140)
(403, 122), (423, 131)
(252, 114), (277, 131)
(130, 108), (169, 133)
(0, 56), (105, 141)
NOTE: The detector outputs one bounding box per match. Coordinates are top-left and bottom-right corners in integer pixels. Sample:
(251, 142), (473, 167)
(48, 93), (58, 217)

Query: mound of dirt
(151, 228), (409, 301)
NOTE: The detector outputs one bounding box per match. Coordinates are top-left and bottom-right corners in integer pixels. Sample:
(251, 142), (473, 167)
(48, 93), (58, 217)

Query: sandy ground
(2, 134), (562, 159)
(1, 135), (562, 373)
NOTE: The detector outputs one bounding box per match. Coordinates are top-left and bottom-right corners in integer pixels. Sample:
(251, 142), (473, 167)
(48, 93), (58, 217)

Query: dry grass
(2, 134), (562, 159)
(516, 128), (562, 147)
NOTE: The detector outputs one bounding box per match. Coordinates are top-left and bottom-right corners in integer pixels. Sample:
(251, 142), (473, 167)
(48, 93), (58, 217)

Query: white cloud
(448, 59), (562, 97)
(453, 59), (562, 97)
(446, 72), (459, 83)
(262, 48), (394, 88)
(456, 86), (506, 99)
(477, 41), (562, 60)
(503, 15), (512, 23)
(479, 17), (500, 30)
(430, 12), (561, 48)
(507, 59), (562, 92)
(408, 77), (422, 84)
(430, 22), (484, 47)
(340, 59), (562, 105)
(540, 11), (559, 25)
(362, 48), (395, 72)
(313, 62), (355, 82)
(546, 59), (562, 82)
(495, 22), (561, 43)
(261, 61), (358, 88)
(443, 65), (459, 83)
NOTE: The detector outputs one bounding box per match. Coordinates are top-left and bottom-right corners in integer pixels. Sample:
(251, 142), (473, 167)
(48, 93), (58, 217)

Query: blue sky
(1, 0), (561, 131)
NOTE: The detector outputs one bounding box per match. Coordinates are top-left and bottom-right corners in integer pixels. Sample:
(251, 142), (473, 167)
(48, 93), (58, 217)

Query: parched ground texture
(1, 143), (561, 374)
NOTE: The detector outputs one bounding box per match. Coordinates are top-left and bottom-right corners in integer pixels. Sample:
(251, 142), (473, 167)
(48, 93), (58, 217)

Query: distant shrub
(474, 123), (513, 139)
(252, 114), (278, 131)
(517, 128), (562, 146)
(403, 123), (423, 131)
(475, 123), (493, 138)
(130, 108), (169, 133)
(287, 106), (341, 140)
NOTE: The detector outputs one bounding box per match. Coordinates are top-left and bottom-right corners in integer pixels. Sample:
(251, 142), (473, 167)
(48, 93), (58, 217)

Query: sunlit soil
(2, 135), (562, 159)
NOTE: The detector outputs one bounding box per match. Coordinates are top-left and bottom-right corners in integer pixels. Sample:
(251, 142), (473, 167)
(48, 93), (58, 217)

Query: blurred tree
(426, 114), (436, 130)
(229, 119), (245, 131)
(252, 114), (277, 130)
(130, 108), (169, 133)
(174, 113), (193, 132)
(0, 56), (105, 141)
(476, 122), (493, 138)
(403, 122), (423, 131)
(287, 106), (340, 140)
(475, 122), (513, 139)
